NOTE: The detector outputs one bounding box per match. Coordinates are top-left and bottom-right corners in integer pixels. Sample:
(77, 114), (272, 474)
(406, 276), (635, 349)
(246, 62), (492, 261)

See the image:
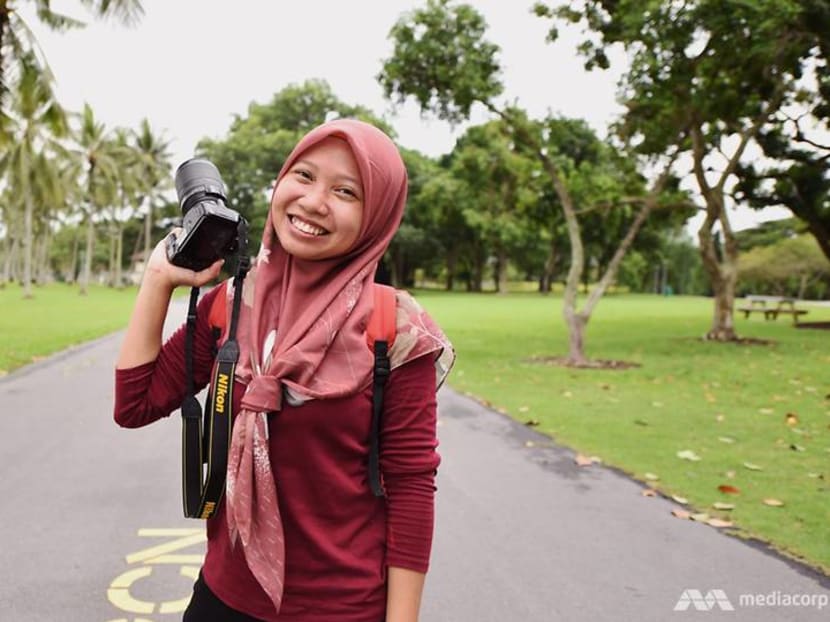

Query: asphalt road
(1, 299), (828, 622)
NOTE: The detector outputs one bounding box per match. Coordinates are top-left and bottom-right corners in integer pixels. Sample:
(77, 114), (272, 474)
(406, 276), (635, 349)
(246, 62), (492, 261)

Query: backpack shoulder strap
(367, 283), (397, 349)
(208, 281), (229, 338)
(367, 283), (397, 498)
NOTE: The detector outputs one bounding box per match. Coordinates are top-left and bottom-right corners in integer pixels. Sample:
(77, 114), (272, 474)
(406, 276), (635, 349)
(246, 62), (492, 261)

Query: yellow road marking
(126, 532), (205, 565)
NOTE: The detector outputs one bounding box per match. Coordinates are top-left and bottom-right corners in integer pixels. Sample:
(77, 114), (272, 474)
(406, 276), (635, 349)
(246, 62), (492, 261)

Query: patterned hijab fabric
(221, 119), (454, 614)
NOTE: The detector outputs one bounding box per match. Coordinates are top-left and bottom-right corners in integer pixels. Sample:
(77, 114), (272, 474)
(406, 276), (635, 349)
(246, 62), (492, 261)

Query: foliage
(534, 0), (828, 339)
(738, 235), (830, 298)
(379, 0), (503, 124)
(379, 0), (686, 363)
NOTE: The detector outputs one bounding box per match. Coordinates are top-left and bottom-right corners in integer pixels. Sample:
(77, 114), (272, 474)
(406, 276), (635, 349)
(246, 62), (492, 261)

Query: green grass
(415, 291), (830, 574)
(0, 282), (141, 373)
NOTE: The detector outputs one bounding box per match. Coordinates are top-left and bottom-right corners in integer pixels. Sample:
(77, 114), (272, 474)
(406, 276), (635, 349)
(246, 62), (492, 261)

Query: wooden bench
(738, 295), (809, 325)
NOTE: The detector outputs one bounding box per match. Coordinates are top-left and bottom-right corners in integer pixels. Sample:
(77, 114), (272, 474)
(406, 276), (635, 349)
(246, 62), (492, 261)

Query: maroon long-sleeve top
(114, 285), (440, 621)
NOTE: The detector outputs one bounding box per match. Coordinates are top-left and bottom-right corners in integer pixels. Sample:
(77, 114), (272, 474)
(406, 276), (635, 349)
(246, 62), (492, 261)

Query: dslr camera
(166, 158), (244, 271)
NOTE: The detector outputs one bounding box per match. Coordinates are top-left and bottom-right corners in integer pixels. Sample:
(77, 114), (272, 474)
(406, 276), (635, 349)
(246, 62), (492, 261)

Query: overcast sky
(24, 0), (789, 232)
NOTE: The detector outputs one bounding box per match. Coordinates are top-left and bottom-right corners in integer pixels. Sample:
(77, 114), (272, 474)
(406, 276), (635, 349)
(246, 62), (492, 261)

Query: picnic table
(738, 295), (809, 325)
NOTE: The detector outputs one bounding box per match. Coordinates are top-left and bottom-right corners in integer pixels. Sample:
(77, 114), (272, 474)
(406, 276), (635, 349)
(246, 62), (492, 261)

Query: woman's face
(271, 136), (364, 261)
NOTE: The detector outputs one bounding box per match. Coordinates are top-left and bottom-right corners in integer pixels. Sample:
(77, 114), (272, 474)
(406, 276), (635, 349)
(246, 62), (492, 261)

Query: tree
(739, 235), (830, 299)
(0, 0), (143, 118)
(73, 102), (120, 295)
(131, 117), (171, 267)
(379, 0), (681, 364)
(535, 0), (826, 340)
(0, 52), (66, 297)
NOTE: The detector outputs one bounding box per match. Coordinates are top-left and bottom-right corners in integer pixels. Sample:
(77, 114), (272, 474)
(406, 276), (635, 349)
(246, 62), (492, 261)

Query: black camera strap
(181, 220), (249, 519)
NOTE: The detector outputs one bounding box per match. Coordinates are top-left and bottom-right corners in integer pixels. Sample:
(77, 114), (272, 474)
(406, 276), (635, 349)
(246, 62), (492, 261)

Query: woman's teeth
(290, 215), (326, 236)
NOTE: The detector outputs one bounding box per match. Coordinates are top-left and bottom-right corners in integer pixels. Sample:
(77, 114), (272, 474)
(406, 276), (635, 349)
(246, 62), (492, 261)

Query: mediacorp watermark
(674, 589), (829, 612)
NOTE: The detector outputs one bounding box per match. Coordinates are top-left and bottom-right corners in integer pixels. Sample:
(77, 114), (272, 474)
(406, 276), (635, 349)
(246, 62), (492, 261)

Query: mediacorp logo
(674, 589), (735, 612)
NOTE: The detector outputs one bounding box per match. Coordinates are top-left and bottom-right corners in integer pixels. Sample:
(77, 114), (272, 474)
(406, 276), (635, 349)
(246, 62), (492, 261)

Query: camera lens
(174, 158), (228, 214)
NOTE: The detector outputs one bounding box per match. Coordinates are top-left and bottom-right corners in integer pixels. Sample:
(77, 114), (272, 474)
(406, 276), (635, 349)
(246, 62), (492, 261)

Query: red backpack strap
(208, 281), (229, 337)
(367, 283), (397, 498)
(367, 283), (397, 350)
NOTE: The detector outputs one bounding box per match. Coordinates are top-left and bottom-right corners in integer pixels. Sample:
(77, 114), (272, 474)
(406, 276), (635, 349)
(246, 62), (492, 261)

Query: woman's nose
(298, 183), (329, 214)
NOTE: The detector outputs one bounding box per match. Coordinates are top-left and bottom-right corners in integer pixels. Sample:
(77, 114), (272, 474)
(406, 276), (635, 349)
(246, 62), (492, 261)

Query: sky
(23, 0), (791, 233)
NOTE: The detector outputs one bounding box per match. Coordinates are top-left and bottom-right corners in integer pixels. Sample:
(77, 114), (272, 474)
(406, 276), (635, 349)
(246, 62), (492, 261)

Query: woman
(114, 119), (453, 622)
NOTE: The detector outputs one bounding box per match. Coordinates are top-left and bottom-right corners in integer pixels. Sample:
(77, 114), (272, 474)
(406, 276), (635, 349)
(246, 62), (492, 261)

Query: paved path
(0, 300), (828, 621)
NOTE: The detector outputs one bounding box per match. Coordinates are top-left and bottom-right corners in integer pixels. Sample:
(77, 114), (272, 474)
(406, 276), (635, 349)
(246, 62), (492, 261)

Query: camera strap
(181, 220), (249, 519)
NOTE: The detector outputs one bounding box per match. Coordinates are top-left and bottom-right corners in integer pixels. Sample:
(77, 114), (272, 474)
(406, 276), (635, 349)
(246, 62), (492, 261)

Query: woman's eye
(336, 187), (357, 199)
(294, 169), (312, 180)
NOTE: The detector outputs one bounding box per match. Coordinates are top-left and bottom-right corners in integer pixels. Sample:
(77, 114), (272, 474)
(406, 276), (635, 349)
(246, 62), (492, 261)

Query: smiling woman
(113, 118), (454, 622)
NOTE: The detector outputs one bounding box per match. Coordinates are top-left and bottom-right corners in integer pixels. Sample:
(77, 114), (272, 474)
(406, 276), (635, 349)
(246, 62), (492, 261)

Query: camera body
(166, 158), (243, 271)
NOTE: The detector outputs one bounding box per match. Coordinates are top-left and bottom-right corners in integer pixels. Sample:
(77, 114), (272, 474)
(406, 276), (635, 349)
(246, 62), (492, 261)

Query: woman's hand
(143, 229), (225, 292)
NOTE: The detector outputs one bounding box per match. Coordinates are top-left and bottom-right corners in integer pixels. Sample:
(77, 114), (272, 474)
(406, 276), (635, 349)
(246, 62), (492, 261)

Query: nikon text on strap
(181, 220), (249, 519)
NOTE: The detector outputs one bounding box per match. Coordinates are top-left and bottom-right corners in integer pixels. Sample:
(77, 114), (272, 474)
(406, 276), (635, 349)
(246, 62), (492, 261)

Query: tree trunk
(445, 248), (457, 291)
(79, 212), (95, 296)
(108, 225), (117, 287)
(22, 192), (34, 298)
(540, 238), (557, 293)
(36, 228), (51, 284)
(797, 274), (808, 300)
(495, 248), (508, 294)
(68, 232), (79, 283)
(143, 198), (153, 265)
(115, 224), (124, 288)
(2, 236), (17, 286)
(564, 308), (588, 366)
(698, 218), (738, 341)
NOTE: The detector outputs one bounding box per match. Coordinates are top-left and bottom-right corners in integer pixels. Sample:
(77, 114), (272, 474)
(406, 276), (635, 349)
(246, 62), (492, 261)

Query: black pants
(183, 572), (265, 622)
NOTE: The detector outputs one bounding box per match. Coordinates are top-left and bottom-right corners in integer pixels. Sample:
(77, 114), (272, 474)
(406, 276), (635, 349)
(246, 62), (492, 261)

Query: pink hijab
(222, 119), (453, 614)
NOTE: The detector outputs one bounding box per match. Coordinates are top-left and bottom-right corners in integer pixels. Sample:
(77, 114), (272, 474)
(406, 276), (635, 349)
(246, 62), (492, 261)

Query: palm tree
(108, 127), (143, 287)
(132, 117), (172, 265)
(0, 1), (143, 117)
(74, 102), (119, 295)
(0, 52), (66, 298)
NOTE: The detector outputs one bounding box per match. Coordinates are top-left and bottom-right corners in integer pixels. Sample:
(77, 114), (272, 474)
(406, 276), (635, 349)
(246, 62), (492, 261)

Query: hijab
(221, 119), (453, 614)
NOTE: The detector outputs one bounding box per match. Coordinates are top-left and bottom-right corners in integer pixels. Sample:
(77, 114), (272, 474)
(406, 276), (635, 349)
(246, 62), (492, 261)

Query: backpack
(200, 281), (397, 501)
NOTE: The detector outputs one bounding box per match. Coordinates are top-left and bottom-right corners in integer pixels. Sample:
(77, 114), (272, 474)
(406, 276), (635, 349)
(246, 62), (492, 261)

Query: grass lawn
(0, 282), (142, 374)
(416, 290), (830, 575)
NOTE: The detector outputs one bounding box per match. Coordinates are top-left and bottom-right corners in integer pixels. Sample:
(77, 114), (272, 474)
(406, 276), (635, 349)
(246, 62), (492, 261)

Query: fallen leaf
(644, 472), (660, 481)
(562, 391), (573, 398)
(786, 413), (800, 426)
(807, 472), (822, 479)
(634, 419), (649, 426)
(575, 453), (593, 466)
(713, 502), (735, 510)
(759, 408), (774, 415)
(524, 419), (540, 427)
(716, 414), (725, 422)
(690, 512), (710, 522)
(652, 401), (664, 407)
(763, 498), (784, 507)
(743, 462), (763, 471)
(790, 444), (806, 452)
(805, 386), (817, 393)
(677, 450), (702, 462)
(708, 518), (734, 528)
(641, 489), (657, 497)
(518, 406), (530, 413)
(671, 509), (691, 519)
(718, 436), (735, 444)
(718, 485), (741, 495)
(725, 470), (736, 479)
(671, 495), (688, 504)
(524, 441), (536, 448)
